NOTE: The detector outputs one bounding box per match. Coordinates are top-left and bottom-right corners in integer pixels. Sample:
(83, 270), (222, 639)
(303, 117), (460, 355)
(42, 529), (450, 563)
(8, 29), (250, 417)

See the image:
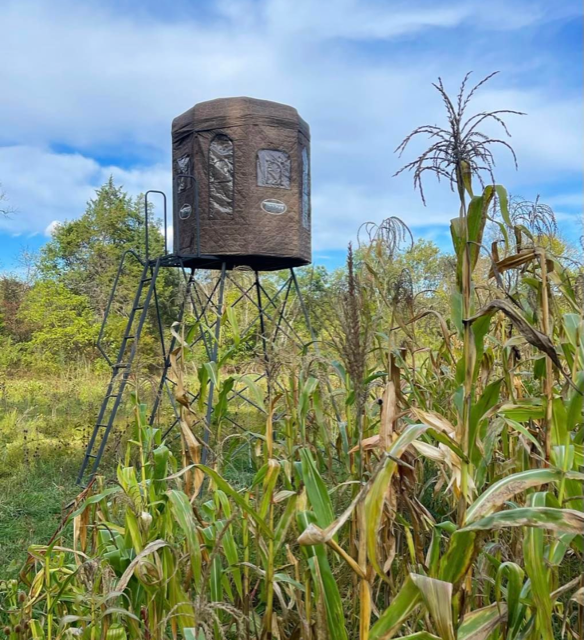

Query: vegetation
(0, 74), (582, 640)
(0, 178), (177, 373)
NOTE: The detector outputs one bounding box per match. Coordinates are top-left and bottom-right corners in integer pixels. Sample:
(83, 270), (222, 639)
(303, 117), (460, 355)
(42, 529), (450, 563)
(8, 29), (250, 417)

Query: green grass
(0, 457), (79, 577)
(0, 372), (107, 577)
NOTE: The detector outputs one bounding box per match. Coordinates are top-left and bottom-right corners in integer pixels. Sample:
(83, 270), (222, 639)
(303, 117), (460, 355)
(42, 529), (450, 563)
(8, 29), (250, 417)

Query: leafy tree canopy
(38, 177), (168, 317)
(17, 280), (98, 367)
(8, 179), (178, 370)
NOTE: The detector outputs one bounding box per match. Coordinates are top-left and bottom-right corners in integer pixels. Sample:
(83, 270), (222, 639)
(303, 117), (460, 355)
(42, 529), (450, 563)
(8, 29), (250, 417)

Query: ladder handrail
(144, 190), (168, 260)
(97, 249), (144, 367)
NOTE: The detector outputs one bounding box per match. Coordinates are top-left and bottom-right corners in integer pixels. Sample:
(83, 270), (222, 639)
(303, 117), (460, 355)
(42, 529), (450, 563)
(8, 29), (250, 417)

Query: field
(0, 373), (103, 573)
(0, 75), (582, 640)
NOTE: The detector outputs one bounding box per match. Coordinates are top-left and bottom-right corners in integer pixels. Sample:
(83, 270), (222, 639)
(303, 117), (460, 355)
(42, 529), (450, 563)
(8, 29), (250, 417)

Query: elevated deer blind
(172, 97), (311, 270)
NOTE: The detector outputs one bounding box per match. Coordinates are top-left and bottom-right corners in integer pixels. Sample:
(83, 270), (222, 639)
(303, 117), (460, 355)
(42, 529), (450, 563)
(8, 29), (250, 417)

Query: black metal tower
(76, 192), (319, 485)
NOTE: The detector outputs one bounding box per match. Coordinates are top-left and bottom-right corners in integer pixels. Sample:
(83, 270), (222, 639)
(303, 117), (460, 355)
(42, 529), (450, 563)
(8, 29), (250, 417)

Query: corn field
(1, 74), (582, 640)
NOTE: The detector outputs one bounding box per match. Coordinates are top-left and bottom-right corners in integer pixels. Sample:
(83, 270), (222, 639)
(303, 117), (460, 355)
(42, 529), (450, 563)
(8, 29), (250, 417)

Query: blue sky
(0, 0), (582, 272)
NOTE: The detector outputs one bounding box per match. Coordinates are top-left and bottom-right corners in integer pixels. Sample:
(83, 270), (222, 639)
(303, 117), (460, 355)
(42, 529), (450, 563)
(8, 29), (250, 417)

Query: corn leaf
(299, 448), (335, 529)
(365, 424), (429, 578)
(457, 602), (507, 640)
(461, 506), (584, 534)
(168, 489), (202, 591)
(466, 188), (494, 272)
(494, 562), (524, 632)
(369, 576), (422, 640)
(194, 464), (273, 537)
(465, 468), (584, 524)
(524, 492), (553, 640)
(469, 379), (502, 462)
(466, 300), (563, 370)
(410, 574), (455, 640)
(297, 510), (348, 640)
(115, 539), (168, 593)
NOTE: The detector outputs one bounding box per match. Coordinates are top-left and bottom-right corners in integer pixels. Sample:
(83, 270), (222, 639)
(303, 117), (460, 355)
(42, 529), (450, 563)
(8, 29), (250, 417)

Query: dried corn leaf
(488, 249), (537, 278)
(465, 299), (563, 370)
(380, 381), (397, 450)
(411, 409), (456, 436)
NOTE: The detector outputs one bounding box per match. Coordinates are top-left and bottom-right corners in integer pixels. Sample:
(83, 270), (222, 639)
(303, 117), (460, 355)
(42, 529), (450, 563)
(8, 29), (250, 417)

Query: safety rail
(144, 190), (168, 261)
(96, 249), (144, 367)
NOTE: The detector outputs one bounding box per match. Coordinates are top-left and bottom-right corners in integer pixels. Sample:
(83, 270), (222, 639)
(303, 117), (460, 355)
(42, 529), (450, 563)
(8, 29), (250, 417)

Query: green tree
(393, 238), (452, 296)
(38, 177), (169, 317)
(17, 280), (98, 368)
(34, 178), (178, 365)
(0, 276), (31, 342)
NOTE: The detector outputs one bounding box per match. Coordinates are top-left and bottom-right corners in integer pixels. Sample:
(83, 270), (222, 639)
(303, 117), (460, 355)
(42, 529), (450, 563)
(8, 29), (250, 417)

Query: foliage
(38, 177), (155, 311)
(17, 281), (99, 368)
(0, 178), (178, 372)
(0, 277), (31, 342)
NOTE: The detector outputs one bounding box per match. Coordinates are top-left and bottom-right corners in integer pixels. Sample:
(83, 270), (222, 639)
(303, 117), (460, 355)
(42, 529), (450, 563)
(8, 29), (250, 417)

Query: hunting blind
(172, 97), (311, 269)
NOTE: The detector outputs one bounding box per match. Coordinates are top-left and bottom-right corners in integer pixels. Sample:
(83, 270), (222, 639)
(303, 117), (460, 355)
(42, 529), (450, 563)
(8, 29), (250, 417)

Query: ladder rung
(106, 393), (119, 399)
(97, 423), (109, 428)
(141, 277), (152, 283)
(113, 363), (129, 369)
(125, 335), (135, 340)
(134, 306), (144, 311)
(87, 454), (97, 459)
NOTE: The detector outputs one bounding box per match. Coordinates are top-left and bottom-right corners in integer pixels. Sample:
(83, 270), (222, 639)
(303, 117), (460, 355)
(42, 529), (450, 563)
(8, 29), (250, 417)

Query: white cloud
(0, 146), (100, 236)
(0, 0), (578, 154)
(0, 146), (169, 237)
(313, 181), (461, 249)
(0, 0), (581, 254)
(262, 0), (472, 40)
(470, 88), (583, 178)
(44, 220), (62, 237)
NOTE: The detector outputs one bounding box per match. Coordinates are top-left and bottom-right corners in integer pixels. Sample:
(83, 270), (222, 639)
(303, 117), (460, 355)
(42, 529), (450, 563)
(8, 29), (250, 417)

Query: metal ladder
(77, 257), (162, 484)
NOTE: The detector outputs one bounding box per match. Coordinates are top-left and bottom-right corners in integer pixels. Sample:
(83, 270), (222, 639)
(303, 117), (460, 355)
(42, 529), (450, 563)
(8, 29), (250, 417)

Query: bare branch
(0, 185), (14, 216)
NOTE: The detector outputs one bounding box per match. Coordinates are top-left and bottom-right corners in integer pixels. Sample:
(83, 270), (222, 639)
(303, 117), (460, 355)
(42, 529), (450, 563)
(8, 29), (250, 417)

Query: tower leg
(158, 264), (224, 439)
(148, 264), (195, 427)
(201, 262), (227, 464)
(254, 271), (272, 401)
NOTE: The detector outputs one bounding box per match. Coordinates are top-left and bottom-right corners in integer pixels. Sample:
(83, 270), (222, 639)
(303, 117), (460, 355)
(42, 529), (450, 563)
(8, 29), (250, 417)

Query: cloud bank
(0, 0), (581, 253)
